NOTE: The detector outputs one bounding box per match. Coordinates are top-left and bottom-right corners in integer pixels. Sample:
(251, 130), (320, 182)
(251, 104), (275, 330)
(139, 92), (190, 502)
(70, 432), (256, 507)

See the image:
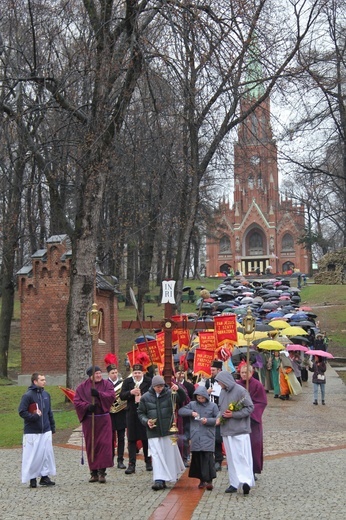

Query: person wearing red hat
(74, 366), (115, 483)
(105, 354), (127, 469)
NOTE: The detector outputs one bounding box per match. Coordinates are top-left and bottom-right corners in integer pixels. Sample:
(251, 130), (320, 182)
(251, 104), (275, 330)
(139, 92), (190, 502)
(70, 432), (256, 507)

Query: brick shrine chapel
(17, 234), (119, 381)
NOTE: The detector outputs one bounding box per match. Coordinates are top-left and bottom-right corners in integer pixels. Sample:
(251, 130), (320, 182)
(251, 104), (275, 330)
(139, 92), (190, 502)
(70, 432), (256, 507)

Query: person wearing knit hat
(138, 377), (187, 490)
(119, 364), (152, 474)
(74, 367), (115, 483)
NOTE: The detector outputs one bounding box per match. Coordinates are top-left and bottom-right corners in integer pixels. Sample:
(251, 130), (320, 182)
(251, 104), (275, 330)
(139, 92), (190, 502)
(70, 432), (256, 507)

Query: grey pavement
(1, 364), (345, 520)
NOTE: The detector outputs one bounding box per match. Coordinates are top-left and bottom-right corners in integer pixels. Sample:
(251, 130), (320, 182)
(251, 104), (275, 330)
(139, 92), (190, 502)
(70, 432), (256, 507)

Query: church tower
(206, 91), (309, 276)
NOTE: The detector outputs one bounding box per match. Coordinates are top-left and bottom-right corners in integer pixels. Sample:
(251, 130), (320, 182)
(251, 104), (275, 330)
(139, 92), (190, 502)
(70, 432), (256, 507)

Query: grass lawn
(0, 385), (79, 448)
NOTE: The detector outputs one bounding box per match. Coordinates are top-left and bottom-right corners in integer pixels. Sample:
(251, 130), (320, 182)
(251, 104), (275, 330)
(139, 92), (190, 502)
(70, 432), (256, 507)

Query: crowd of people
(18, 278), (331, 495)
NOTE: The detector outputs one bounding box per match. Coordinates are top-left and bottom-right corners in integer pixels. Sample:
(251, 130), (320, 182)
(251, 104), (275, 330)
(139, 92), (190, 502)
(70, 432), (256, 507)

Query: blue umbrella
(134, 335), (155, 343)
(266, 311), (285, 319)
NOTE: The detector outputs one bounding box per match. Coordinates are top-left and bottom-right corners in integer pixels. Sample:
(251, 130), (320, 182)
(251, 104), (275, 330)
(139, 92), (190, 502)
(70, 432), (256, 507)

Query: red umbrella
(305, 350), (334, 359)
(286, 344), (308, 352)
(59, 386), (76, 403)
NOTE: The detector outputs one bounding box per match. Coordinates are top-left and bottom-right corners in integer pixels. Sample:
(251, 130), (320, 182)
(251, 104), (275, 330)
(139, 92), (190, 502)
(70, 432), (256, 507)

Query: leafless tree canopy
(0, 0), (328, 383)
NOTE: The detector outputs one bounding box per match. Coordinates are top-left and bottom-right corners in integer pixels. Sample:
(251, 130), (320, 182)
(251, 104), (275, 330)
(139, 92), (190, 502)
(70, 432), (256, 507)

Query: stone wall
(314, 249), (346, 285)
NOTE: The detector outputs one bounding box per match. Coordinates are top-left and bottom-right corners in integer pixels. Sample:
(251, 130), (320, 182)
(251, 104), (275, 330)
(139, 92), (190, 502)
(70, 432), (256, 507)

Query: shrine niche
(314, 248), (346, 285)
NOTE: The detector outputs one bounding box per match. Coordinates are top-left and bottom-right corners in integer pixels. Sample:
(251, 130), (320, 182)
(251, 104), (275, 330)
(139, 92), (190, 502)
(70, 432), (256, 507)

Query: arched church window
(219, 236), (231, 253)
(282, 233), (294, 251)
(248, 232), (263, 255)
(248, 176), (254, 189)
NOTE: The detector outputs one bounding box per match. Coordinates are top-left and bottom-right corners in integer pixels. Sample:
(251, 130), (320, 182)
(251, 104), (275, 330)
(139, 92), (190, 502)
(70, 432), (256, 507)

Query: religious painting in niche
(248, 231), (264, 256)
(282, 233), (294, 251)
(219, 236), (231, 253)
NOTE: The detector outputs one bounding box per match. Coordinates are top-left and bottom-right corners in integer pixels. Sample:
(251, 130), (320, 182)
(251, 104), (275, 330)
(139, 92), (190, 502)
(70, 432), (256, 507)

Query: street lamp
(242, 307), (256, 390)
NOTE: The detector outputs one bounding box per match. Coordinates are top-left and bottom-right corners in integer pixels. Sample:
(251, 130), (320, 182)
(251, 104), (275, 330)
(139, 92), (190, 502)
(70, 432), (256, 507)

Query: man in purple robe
(237, 362), (267, 478)
(74, 366), (115, 483)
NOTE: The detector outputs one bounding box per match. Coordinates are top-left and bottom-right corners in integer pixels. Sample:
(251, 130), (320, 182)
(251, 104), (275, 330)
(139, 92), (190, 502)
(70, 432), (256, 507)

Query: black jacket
(18, 384), (55, 435)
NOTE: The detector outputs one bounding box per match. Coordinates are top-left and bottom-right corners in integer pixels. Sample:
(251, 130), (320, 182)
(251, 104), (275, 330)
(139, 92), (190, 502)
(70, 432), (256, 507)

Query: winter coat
(215, 371), (254, 437)
(119, 375), (152, 441)
(178, 386), (218, 452)
(137, 385), (186, 439)
(18, 384), (55, 435)
(309, 360), (326, 384)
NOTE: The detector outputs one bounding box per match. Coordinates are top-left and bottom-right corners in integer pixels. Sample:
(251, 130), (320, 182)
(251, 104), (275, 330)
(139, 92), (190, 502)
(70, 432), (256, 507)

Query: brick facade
(17, 235), (118, 376)
(206, 96), (310, 276)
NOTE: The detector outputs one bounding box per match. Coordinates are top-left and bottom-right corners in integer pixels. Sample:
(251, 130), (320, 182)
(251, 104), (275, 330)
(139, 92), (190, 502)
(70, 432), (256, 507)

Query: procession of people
(19, 276), (333, 496)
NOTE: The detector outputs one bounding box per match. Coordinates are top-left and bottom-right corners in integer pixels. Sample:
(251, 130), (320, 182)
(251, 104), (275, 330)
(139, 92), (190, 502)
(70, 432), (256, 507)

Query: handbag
(317, 374), (325, 381)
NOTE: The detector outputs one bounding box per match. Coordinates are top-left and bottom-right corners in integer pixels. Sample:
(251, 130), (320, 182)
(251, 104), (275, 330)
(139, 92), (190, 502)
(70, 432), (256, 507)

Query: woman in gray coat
(178, 386), (219, 490)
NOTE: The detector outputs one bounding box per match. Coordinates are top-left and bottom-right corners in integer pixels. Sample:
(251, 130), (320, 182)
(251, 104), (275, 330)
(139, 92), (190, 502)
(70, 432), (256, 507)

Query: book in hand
(28, 402), (39, 414)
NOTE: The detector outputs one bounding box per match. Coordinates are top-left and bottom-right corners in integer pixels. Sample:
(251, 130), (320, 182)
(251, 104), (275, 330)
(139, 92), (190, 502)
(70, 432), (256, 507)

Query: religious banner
(214, 314), (238, 348)
(177, 329), (190, 351)
(137, 339), (163, 365)
(198, 331), (216, 351)
(126, 349), (138, 367)
(155, 332), (165, 360)
(193, 348), (214, 378)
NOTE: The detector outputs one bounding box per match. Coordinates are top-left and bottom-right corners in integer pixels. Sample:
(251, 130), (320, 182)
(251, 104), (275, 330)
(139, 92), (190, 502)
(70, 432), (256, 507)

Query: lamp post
(242, 307), (256, 390)
(87, 302), (102, 463)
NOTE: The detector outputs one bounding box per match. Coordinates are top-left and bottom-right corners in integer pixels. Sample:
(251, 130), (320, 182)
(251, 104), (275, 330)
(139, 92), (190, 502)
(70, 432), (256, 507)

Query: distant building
(17, 235), (119, 380)
(206, 94), (309, 277)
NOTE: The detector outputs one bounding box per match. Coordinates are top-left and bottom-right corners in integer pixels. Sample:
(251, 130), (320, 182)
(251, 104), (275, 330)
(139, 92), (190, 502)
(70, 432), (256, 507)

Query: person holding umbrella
(309, 355), (327, 405)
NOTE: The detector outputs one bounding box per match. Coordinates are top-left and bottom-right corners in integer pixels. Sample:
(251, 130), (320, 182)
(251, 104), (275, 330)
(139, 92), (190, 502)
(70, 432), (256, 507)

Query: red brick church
(206, 94), (309, 277)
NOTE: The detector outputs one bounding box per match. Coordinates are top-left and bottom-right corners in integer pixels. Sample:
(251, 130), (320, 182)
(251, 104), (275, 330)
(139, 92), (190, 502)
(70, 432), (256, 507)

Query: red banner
(193, 348), (214, 377)
(214, 314), (238, 347)
(137, 339), (163, 365)
(126, 349), (138, 367)
(198, 331), (216, 351)
(156, 332), (165, 360)
(177, 329), (190, 351)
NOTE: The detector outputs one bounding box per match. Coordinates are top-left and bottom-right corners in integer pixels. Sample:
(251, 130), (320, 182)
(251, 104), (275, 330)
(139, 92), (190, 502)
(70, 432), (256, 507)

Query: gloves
(91, 388), (99, 397)
(87, 404), (96, 413)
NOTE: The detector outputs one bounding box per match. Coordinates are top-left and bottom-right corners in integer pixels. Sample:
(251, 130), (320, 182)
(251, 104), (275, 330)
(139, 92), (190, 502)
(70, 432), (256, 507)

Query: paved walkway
(1, 365), (346, 520)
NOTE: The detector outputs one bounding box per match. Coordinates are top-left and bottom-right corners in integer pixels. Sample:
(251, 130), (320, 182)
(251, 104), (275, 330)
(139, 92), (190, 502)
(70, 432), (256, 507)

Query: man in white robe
(138, 375), (186, 490)
(18, 373), (56, 488)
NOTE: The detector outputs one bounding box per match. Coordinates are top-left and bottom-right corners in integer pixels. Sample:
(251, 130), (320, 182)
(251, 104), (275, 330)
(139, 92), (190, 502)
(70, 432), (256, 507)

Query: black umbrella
(287, 335), (311, 344)
(294, 320), (316, 328)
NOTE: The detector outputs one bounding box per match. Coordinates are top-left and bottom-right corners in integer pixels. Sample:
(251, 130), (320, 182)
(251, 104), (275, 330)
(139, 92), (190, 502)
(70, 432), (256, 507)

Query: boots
(313, 400), (318, 405)
(125, 464), (135, 474)
(89, 471), (99, 483)
(145, 457), (153, 471)
(98, 470), (106, 483)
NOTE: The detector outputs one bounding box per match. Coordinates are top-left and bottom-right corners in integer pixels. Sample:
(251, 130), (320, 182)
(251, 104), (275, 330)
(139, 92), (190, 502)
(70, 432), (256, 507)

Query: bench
(182, 294), (196, 303)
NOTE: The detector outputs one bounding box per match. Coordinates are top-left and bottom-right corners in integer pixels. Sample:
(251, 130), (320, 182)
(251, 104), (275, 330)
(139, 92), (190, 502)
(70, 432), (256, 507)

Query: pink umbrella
(300, 306), (312, 311)
(305, 350), (334, 359)
(286, 344), (308, 352)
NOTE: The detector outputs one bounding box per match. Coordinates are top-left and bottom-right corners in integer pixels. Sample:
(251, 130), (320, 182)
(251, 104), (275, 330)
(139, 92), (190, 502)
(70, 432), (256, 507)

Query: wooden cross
(121, 282), (214, 384)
